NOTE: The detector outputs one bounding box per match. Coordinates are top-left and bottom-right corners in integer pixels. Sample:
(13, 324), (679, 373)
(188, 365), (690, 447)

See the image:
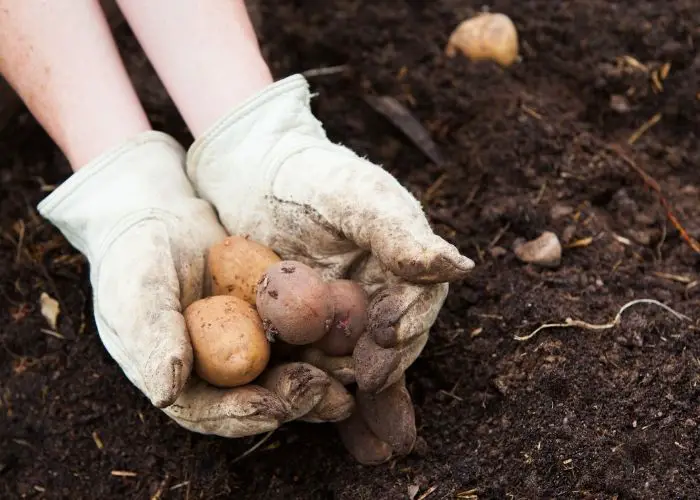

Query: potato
(256, 261), (333, 345)
(356, 375), (416, 456)
(313, 280), (368, 356)
(336, 411), (392, 465)
(445, 12), (519, 67)
(207, 236), (281, 304)
(184, 295), (270, 387)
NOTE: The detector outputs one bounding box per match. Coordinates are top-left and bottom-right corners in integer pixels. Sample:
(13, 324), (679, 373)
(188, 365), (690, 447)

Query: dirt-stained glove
(186, 74), (475, 395)
(37, 131), (344, 437)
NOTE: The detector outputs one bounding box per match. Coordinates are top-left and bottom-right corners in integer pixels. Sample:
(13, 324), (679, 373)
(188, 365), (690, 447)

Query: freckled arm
(0, 0), (151, 170)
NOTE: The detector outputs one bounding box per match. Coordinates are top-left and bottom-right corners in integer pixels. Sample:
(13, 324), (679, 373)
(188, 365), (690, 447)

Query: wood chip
(92, 431), (104, 450)
(363, 95), (444, 165)
(39, 292), (60, 330)
(111, 470), (137, 478)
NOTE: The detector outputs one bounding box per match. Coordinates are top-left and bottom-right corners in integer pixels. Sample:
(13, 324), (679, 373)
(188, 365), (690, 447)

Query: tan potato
(313, 280), (368, 356)
(445, 12), (519, 67)
(207, 236), (281, 304)
(256, 261), (333, 345)
(184, 295), (270, 387)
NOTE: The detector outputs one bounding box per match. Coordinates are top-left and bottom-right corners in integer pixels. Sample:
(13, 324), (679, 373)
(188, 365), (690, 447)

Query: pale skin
(0, 0), (438, 455)
(0, 0), (272, 169)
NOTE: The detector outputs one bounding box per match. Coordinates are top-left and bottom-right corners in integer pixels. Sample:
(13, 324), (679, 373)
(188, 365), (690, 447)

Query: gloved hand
(186, 74), (475, 395)
(37, 131), (348, 438)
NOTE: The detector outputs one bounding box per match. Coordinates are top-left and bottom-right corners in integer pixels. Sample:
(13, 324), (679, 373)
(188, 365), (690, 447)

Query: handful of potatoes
(184, 236), (369, 388)
(184, 236), (417, 465)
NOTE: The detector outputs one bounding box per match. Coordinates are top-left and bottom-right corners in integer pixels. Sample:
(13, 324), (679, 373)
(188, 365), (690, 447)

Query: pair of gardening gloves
(37, 75), (474, 463)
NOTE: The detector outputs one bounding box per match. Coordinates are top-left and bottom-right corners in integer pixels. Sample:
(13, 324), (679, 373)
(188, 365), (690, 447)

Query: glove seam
(186, 74), (309, 186)
(92, 210), (182, 404)
(93, 208), (180, 272)
(37, 131), (186, 218)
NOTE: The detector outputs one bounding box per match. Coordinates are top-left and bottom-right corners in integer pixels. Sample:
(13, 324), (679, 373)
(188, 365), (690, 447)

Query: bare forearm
(0, 0), (150, 169)
(116, 0), (273, 136)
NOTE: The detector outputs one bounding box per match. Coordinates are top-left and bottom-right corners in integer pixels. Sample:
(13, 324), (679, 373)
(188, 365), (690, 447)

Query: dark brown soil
(2, 1), (699, 498)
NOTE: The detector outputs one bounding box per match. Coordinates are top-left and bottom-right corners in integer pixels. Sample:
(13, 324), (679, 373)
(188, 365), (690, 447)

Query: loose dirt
(1, 1), (698, 498)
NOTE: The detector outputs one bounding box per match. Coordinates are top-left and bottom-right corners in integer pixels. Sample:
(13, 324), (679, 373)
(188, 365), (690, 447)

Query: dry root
(514, 298), (691, 342)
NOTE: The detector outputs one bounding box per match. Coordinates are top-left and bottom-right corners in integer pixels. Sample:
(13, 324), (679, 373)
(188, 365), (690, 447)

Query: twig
(363, 95), (445, 165)
(416, 485), (438, 500)
(231, 430), (275, 464)
(627, 113), (662, 145)
(111, 470), (137, 478)
(423, 173), (448, 203)
(302, 65), (350, 78)
(514, 298), (691, 341)
(605, 143), (700, 255)
(488, 222), (511, 249)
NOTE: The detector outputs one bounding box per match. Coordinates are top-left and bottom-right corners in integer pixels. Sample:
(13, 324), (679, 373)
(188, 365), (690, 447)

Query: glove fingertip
(148, 350), (193, 408)
(353, 333), (399, 394)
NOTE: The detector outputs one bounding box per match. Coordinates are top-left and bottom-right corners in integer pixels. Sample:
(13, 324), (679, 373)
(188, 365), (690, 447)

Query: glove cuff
(185, 74), (327, 192)
(37, 130), (191, 259)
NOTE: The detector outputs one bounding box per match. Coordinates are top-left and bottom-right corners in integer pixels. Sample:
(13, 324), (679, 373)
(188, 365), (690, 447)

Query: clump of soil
(1, 1), (699, 498)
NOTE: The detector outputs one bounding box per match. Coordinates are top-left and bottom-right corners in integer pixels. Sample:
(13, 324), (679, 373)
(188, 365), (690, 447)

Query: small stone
(634, 212), (656, 226)
(514, 231), (562, 268)
(610, 94), (631, 113)
(550, 203), (574, 220)
(561, 225), (577, 244)
(489, 246), (507, 258)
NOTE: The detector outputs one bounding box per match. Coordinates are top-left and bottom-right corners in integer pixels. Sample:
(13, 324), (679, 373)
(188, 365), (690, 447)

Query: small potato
(356, 376), (416, 456)
(336, 411), (392, 466)
(184, 295), (270, 387)
(256, 261), (333, 345)
(207, 236), (281, 304)
(445, 12), (519, 67)
(313, 280), (368, 356)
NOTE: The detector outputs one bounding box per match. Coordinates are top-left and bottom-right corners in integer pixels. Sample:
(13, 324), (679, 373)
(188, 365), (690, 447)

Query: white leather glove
(37, 131), (340, 437)
(186, 74), (475, 395)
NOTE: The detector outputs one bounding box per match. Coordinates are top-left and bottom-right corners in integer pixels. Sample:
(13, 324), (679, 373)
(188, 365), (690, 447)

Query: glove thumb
(94, 220), (195, 408)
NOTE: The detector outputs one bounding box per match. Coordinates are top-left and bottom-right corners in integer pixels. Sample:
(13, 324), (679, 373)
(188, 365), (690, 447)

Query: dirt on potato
(1, 1), (699, 498)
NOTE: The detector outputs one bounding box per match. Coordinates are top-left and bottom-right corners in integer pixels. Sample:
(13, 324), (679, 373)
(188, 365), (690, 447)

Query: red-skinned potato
(313, 280), (368, 356)
(256, 261), (334, 345)
(184, 295), (270, 387)
(207, 236), (281, 305)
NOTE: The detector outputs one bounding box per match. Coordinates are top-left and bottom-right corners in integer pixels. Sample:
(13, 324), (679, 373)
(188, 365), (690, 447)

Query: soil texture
(1, 1), (699, 498)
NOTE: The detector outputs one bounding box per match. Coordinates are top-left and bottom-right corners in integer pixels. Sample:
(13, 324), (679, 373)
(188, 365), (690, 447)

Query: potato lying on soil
(207, 236), (281, 304)
(184, 295), (270, 387)
(313, 279), (369, 356)
(356, 375), (416, 455)
(256, 261), (334, 345)
(301, 377), (355, 423)
(445, 12), (519, 67)
(336, 411), (393, 465)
